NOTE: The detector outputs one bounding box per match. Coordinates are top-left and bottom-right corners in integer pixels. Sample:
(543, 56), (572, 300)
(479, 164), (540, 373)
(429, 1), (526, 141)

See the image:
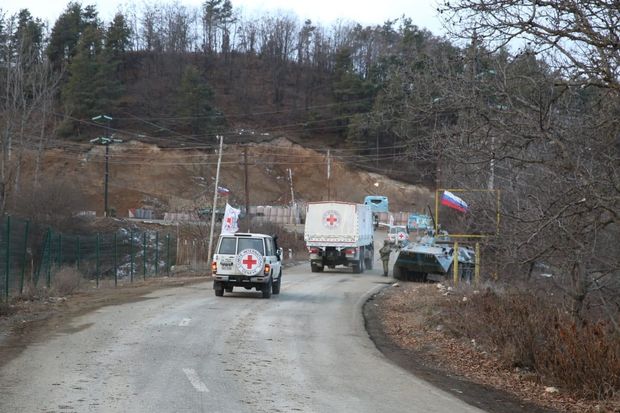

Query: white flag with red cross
(221, 203), (240, 235)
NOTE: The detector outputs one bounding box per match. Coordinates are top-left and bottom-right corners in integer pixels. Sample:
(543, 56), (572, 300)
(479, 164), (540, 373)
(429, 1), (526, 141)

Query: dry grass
(51, 266), (83, 296)
(0, 301), (16, 316)
(441, 287), (620, 401)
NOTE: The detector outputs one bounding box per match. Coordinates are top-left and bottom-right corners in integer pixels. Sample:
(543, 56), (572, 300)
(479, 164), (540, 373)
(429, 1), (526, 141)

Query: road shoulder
(363, 284), (559, 413)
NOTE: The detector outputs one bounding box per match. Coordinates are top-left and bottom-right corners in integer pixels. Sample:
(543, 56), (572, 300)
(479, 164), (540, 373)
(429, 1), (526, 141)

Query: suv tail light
(211, 261), (217, 273)
(308, 247), (319, 254)
(264, 263), (271, 275)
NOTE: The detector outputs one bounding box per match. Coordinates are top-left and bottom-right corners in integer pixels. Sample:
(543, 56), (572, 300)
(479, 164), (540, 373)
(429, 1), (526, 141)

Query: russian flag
(441, 190), (468, 213)
(217, 186), (230, 196)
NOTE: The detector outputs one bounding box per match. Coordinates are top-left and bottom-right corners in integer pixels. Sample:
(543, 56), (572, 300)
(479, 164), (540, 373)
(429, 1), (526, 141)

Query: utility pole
(288, 168), (295, 206)
(207, 135), (223, 265)
(288, 167), (296, 224)
(244, 146), (250, 232)
(91, 115), (121, 217)
(327, 149), (331, 200)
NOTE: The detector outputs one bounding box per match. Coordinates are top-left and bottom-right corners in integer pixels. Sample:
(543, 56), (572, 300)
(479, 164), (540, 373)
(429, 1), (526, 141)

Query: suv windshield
(238, 238), (265, 254)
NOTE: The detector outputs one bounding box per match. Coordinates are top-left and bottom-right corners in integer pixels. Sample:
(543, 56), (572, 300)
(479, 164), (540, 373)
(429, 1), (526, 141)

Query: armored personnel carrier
(392, 232), (475, 282)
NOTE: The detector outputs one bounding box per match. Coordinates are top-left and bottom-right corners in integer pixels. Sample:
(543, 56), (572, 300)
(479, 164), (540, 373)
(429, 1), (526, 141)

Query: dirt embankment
(23, 137), (432, 217)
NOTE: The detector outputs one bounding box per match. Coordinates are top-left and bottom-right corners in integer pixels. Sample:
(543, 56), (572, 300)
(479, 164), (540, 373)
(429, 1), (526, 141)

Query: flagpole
(207, 135), (223, 268)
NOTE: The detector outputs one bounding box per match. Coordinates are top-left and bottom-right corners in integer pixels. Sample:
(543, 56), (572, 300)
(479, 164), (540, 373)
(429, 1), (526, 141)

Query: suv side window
(218, 237), (237, 254)
(265, 237), (274, 256)
(238, 238), (265, 255)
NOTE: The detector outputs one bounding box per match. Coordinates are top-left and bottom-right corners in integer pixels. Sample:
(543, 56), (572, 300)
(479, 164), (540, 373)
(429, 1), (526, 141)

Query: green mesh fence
(0, 216), (177, 301)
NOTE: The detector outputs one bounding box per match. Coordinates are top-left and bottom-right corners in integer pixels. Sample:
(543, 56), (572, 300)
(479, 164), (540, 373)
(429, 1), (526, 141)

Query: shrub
(0, 302), (15, 316)
(442, 287), (620, 400)
(52, 266), (82, 296)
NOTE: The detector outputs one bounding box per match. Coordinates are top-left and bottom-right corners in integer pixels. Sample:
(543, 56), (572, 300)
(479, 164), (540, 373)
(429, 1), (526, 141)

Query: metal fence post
(19, 220), (29, 295)
(34, 228), (47, 287)
(154, 231), (159, 276)
(4, 215), (10, 301)
(114, 232), (118, 287)
(452, 241), (459, 285)
(76, 236), (80, 271)
(143, 232), (147, 280)
(166, 234), (171, 276)
(96, 233), (100, 288)
(46, 228), (52, 289)
(57, 233), (62, 267)
(475, 242), (481, 287)
(129, 230), (134, 283)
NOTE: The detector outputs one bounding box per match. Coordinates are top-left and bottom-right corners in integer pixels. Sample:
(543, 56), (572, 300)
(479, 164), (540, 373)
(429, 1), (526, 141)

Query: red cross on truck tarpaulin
(226, 216), (233, 225)
(326, 214), (338, 226)
(242, 254), (258, 269)
(398, 233), (406, 240)
(322, 210), (341, 229)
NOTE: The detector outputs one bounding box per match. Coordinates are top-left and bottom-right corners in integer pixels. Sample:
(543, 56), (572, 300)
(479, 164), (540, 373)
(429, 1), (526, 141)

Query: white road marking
(183, 368), (209, 393)
(179, 318), (191, 327)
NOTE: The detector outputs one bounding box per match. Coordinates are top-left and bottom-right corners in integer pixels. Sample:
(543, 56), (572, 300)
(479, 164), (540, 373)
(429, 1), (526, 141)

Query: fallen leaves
(374, 283), (620, 413)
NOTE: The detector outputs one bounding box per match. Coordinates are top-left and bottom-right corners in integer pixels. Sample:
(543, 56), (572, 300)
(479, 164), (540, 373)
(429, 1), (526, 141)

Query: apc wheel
(262, 278), (273, 299)
(393, 266), (403, 280)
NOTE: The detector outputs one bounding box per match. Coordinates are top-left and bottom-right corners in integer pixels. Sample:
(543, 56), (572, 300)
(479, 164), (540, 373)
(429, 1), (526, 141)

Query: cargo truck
(304, 201), (374, 273)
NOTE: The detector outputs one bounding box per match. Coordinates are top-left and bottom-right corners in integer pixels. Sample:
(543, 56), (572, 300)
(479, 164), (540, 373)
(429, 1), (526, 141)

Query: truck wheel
(365, 256), (373, 270)
(272, 272), (282, 295)
(214, 286), (224, 297)
(262, 278), (272, 299)
(353, 260), (363, 274)
(311, 264), (323, 273)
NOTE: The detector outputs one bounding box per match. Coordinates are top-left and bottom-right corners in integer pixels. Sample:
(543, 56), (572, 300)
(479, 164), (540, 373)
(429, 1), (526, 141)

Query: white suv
(387, 225), (409, 248)
(211, 233), (282, 298)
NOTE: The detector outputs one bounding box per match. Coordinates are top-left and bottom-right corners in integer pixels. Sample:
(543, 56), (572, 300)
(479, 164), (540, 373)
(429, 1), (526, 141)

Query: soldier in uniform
(379, 240), (392, 277)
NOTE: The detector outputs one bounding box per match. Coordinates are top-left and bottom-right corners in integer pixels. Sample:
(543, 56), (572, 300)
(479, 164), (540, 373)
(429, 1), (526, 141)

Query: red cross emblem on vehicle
(326, 214), (338, 226)
(242, 254), (258, 269)
(226, 216), (232, 225)
(398, 233), (405, 239)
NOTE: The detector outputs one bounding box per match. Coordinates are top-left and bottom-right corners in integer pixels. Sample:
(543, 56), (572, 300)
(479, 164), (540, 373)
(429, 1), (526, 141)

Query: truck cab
(364, 196), (388, 229)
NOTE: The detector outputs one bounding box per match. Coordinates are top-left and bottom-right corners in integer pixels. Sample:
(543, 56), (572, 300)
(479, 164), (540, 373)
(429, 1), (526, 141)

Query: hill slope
(27, 137), (433, 218)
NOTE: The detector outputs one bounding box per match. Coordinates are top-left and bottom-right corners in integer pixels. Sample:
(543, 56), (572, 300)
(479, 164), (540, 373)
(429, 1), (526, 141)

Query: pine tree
(46, 2), (83, 71)
(176, 65), (223, 137)
(61, 25), (121, 130)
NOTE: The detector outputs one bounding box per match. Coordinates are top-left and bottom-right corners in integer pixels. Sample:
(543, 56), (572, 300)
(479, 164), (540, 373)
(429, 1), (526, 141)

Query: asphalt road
(0, 263), (486, 413)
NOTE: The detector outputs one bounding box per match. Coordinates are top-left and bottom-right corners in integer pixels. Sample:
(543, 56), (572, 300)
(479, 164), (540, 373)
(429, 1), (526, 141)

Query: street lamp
(91, 115), (122, 217)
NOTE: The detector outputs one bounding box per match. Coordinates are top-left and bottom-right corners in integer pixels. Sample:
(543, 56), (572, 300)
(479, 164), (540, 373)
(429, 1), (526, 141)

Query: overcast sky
(5, 0), (446, 35)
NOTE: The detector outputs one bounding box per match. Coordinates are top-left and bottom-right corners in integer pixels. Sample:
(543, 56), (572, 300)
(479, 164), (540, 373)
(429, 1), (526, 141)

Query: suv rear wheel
(272, 272), (282, 295)
(262, 278), (272, 299)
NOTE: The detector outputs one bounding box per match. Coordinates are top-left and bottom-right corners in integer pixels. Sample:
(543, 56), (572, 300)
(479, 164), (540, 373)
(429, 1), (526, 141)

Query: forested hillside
(1, 0), (619, 335)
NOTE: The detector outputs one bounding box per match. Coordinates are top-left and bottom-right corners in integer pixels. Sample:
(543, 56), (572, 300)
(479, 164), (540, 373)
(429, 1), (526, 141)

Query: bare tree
(436, 0), (620, 322)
